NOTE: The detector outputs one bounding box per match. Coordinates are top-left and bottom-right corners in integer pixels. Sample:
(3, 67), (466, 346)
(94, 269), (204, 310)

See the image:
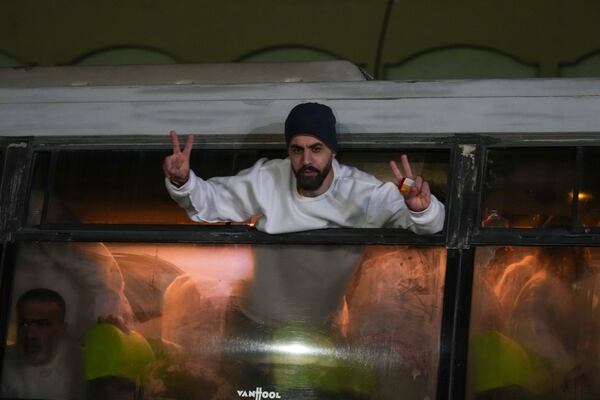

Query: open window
(25, 146), (450, 230)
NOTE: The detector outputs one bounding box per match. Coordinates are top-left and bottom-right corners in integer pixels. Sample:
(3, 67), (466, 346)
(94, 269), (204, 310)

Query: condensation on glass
(467, 246), (600, 399)
(481, 148), (576, 229)
(25, 149), (449, 226)
(1, 242), (447, 400)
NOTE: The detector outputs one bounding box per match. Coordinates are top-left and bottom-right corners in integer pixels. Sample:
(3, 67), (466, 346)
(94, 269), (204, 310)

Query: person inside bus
(163, 102), (445, 395)
(1, 288), (85, 400)
(471, 247), (598, 399)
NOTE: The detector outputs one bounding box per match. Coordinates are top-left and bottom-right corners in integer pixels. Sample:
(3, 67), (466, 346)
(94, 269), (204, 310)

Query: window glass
(482, 148), (576, 228)
(29, 149), (449, 226)
(1, 242), (446, 400)
(580, 148), (600, 228)
(467, 246), (600, 399)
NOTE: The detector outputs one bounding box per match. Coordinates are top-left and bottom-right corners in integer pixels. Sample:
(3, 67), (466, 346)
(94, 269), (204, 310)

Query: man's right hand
(163, 131), (193, 187)
(389, 154), (432, 212)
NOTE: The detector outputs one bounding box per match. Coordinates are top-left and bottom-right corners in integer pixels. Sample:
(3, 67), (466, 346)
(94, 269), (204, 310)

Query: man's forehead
(288, 134), (326, 147)
(18, 301), (62, 318)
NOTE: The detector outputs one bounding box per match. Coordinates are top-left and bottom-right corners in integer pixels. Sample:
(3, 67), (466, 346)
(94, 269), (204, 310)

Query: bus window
(26, 148), (449, 226)
(467, 246), (600, 399)
(27, 149), (262, 225)
(481, 148), (576, 229)
(1, 242), (447, 400)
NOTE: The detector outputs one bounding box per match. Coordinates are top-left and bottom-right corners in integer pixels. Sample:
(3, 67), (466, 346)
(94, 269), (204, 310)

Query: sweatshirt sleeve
(367, 182), (445, 234)
(165, 159), (267, 223)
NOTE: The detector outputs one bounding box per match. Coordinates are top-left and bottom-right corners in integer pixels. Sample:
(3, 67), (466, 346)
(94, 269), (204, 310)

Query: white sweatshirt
(166, 158), (445, 235)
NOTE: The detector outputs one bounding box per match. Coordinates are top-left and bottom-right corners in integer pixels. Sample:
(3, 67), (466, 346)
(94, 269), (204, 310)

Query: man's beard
(294, 162), (332, 192)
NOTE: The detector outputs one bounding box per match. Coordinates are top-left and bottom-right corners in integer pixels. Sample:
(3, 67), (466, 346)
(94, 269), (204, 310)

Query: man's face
(17, 300), (65, 365)
(288, 134), (336, 196)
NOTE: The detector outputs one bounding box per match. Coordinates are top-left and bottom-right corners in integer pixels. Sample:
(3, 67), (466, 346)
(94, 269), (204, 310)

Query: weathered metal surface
(1, 76), (599, 137)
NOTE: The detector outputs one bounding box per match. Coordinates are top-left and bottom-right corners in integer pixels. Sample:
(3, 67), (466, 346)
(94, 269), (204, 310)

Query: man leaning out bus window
(163, 102), (445, 234)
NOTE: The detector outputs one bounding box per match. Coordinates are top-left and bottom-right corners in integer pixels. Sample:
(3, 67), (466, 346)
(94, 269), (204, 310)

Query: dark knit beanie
(284, 102), (338, 152)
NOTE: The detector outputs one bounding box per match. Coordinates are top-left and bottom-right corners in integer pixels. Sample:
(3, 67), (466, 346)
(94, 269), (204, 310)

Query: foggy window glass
(467, 246), (600, 399)
(1, 242), (446, 400)
(580, 148), (600, 228)
(482, 148), (576, 229)
(30, 149), (448, 226)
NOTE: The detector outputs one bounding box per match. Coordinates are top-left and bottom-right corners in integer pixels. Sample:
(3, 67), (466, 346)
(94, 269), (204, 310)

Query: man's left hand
(389, 155), (431, 212)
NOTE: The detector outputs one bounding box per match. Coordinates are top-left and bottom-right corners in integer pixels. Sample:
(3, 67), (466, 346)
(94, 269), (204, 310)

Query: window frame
(12, 135), (453, 245)
(472, 139), (600, 246)
(461, 137), (600, 400)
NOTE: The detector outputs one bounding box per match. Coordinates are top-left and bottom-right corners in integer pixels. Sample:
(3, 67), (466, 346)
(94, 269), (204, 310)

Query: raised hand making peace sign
(389, 154), (432, 212)
(163, 131), (194, 187)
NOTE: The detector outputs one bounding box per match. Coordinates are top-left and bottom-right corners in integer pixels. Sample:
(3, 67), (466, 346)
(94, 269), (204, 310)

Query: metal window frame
(9, 135), (451, 245)
(472, 139), (600, 245)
